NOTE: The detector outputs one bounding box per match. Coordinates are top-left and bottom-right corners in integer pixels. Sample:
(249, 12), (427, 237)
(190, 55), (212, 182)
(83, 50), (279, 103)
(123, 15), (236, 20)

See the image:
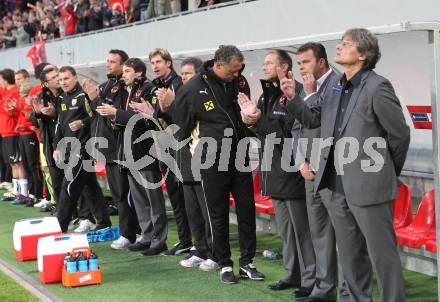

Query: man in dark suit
(238, 49), (316, 295)
(294, 42), (349, 302)
(279, 28), (410, 302)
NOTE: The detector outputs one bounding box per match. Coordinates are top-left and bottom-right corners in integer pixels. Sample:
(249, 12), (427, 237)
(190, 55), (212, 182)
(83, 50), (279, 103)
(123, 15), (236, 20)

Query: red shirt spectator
(59, 4), (77, 36)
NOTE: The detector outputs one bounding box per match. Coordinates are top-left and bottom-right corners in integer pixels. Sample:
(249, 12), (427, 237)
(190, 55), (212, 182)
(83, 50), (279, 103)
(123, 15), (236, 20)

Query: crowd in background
(0, 0), (233, 49)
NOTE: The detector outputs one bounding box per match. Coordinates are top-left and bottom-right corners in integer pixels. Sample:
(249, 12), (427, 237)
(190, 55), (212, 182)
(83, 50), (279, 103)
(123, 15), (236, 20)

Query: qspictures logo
(55, 114), (389, 188)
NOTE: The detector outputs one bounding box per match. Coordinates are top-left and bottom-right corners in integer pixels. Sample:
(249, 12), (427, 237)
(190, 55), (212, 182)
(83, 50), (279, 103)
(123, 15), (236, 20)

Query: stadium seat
(396, 190), (436, 248)
(94, 162), (107, 177)
(229, 193), (235, 207)
(252, 171), (274, 215)
(228, 171), (274, 214)
(393, 183), (413, 230)
(424, 239), (437, 253)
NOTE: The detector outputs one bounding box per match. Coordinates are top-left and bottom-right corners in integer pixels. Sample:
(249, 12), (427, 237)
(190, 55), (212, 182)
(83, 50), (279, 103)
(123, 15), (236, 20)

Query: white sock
(18, 179), (28, 197)
(12, 178), (19, 195)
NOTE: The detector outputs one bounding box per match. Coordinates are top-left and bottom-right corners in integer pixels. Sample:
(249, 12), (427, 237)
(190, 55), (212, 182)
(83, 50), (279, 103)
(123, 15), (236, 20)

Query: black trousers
(56, 158), (111, 232)
(165, 172), (192, 245)
(106, 163), (140, 243)
(0, 136), (11, 182)
(49, 164), (97, 221)
(200, 169), (256, 268)
(183, 182), (213, 260)
(19, 134), (43, 198)
(48, 165), (63, 204)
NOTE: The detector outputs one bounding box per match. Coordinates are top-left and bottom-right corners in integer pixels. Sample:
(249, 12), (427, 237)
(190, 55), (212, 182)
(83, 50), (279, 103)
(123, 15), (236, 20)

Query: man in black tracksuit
(240, 50), (316, 297)
(164, 45), (264, 284)
(149, 48), (192, 255)
(96, 58), (168, 255)
(160, 58), (218, 269)
(31, 70), (62, 211)
(84, 50), (141, 249)
(33, 67), (98, 225)
(53, 66), (111, 232)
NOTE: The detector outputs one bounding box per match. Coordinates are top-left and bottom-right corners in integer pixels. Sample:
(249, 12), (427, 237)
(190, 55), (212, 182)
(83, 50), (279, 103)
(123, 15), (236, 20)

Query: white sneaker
(111, 236), (131, 250)
(0, 182), (12, 189)
(180, 255), (205, 268)
(33, 198), (49, 208)
(74, 219), (95, 233)
(199, 259), (220, 272)
(68, 218), (80, 231)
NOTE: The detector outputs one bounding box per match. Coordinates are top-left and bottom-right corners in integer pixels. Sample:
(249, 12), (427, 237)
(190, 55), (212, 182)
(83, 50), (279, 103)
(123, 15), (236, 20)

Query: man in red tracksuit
(0, 69), (28, 204)
(16, 83), (43, 204)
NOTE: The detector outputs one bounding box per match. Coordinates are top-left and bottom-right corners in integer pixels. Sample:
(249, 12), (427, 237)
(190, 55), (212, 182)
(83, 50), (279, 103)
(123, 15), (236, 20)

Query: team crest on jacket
(72, 98), (77, 106)
(278, 96), (287, 107)
(135, 89), (142, 99)
(204, 100), (215, 111)
(239, 76), (246, 89)
(111, 86), (119, 94)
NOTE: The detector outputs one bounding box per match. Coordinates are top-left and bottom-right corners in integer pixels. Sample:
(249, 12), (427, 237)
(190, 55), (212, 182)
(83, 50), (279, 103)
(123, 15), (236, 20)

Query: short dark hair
(214, 45), (244, 65)
(109, 49), (129, 65)
(39, 67), (56, 83)
(267, 49), (293, 71)
(297, 42), (329, 68)
(124, 58), (147, 77)
(181, 57), (203, 73)
(342, 28), (381, 70)
(148, 48), (173, 68)
(34, 62), (51, 79)
(59, 66), (77, 76)
(15, 69), (30, 79)
(0, 69), (16, 85)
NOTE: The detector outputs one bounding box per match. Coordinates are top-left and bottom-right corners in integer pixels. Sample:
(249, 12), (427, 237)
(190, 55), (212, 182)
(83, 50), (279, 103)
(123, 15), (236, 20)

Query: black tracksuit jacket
(112, 77), (159, 171)
(255, 80), (305, 200)
(170, 68), (252, 175)
(30, 87), (61, 167)
(53, 83), (93, 160)
(90, 74), (127, 162)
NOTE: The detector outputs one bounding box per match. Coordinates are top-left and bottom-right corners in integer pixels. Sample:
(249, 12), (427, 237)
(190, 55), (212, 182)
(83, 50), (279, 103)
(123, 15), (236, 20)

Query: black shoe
(128, 241), (150, 252)
(25, 197), (36, 207)
(239, 263), (265, 280)
(40, 204), (55, 213)
(220, 267), (237, 284)
(141, 244), (168, 256)
(296, 296), (336, 302)
(294, 287), (313, 298)
(268, 280), (298, 291)
(162, 241), (192, 256)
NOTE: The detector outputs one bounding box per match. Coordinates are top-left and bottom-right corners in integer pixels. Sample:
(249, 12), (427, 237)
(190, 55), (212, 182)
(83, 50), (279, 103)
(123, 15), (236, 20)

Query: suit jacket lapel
(321, 73), (342, 138)
(339, 71), (371, 134)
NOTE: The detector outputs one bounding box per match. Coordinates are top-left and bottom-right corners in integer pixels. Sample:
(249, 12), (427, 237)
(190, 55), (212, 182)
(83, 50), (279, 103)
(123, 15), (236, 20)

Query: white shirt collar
(316, 69), (333, 91)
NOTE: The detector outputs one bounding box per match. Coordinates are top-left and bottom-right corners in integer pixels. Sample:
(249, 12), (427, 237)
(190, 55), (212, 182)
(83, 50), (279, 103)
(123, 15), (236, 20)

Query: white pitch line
(0, 257), (65, 302)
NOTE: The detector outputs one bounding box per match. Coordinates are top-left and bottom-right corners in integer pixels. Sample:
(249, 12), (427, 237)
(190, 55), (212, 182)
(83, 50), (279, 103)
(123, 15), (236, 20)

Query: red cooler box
(37, 233), (89, 284)
(13, 217), (62, 261)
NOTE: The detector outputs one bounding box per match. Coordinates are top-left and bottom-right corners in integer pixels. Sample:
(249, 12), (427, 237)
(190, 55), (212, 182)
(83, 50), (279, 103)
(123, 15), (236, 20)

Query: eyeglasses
(338, 40), (358, 47)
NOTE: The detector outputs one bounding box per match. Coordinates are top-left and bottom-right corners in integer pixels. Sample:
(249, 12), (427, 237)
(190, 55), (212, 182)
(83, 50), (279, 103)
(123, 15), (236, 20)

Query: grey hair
(213, 45), (244, 65)
(343, 28), (381, 70)
(181, 57), (203, 73)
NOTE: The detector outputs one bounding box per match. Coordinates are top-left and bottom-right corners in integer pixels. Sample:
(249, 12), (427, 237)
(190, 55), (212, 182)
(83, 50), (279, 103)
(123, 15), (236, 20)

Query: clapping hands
(237, 92), (261, 125)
